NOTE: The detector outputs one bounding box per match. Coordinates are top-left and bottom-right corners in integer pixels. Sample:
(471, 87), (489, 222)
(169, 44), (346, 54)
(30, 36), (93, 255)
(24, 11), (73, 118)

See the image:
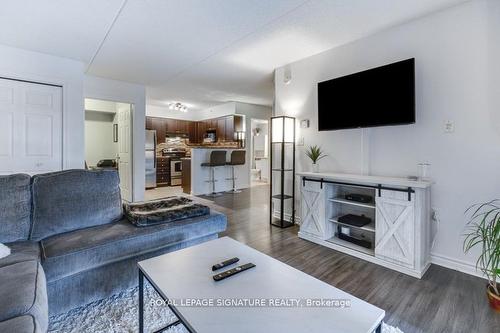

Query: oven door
(171, 160), (182, 176)
(170, 159), (182, 186)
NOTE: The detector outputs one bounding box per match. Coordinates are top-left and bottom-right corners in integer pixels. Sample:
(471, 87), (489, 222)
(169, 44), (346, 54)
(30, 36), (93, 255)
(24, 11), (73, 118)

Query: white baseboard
(430, 253), (486, 280)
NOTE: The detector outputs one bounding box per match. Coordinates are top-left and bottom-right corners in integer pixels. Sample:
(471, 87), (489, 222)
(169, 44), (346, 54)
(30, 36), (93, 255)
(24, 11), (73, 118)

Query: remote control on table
(213, 263), (255, 281)
(212, 257), (240, 271)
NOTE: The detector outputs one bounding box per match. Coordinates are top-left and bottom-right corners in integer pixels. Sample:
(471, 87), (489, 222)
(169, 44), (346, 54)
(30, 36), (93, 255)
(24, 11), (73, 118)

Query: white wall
(84, 111), (117, 166)
(84, 75), (146, 202)
(0, 44), (84, 169)
(274, 0), (500, 277)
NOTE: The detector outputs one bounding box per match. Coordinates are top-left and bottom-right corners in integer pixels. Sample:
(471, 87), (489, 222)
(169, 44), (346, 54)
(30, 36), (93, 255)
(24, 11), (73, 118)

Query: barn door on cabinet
(375, 191), (415, 268)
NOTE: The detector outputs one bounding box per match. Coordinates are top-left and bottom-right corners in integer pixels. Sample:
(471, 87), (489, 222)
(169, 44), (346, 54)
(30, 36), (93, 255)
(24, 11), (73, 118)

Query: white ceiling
(0, 0), (468, 111)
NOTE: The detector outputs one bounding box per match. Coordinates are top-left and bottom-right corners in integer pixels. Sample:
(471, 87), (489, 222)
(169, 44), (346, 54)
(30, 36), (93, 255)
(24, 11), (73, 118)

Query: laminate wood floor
(197, 184), (500, 333)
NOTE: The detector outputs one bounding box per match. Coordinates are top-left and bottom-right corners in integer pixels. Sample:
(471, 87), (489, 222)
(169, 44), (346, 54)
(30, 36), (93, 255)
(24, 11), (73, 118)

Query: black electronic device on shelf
(338, 214), (371, 227)
(337, 231), (372, 249)
(345, 193), (373, 204)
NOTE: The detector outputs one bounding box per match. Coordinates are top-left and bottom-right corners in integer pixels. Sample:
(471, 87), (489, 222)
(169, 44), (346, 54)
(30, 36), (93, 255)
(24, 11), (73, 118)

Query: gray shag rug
(49, 283), (404, 333)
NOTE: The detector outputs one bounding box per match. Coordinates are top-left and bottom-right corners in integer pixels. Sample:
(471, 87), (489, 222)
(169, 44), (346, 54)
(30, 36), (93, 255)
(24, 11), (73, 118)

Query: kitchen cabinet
(217, 118), (226, 141)
(188, 121), (198, 143)
(165, 118), (177, 133)
(146, 117), (153, 130)
(156, 156), (170, 187)
(176, 120), (188, 134)
(151, 117), (166, 142)
(197, 121), (207, 143)
(146, 115), (243, 144)
(181, 158), (191, 194)
(225, 115), (235, 142)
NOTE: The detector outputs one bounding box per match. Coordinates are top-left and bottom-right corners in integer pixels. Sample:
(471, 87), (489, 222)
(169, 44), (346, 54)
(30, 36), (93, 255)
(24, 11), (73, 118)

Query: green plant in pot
(305, 145), (327, 173)
(463, 199), (500, 311)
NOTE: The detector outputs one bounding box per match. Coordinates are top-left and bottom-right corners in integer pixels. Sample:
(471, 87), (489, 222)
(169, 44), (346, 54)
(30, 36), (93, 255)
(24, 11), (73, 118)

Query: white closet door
(117, 105), (133, 202)
(0, 78), (62, 174)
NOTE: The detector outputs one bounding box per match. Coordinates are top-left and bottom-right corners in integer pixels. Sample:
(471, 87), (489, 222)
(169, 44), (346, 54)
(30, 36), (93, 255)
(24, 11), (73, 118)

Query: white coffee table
(138, 237), (384, 333)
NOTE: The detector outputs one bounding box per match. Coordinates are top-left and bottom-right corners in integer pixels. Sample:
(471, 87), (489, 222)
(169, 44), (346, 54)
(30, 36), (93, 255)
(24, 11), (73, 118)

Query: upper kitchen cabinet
(188, 121), (198, 143)
(151, 117), (166, 142)
(176, 120), (189, 134)
(164, 118), (177, 133)
(196, 121), (207, 143)
(225, 115), (235, 141)
(146, 117), (153, 130)
(217, 118), (226, 141)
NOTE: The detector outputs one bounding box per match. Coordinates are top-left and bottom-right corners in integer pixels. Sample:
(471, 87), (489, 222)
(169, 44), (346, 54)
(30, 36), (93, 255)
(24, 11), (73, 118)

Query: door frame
(84, 97), (135, 202)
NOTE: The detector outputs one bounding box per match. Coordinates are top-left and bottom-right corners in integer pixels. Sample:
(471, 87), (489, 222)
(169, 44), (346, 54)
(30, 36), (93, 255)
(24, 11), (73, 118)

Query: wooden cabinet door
(217, 118), (226, 141)
(146, 117), (153, 130)
(188, 121), (197, 143)
(178, 120), (189, 133)
(375, 190), (415, 268)
(164, 118), (176, 133)
(196, 121), (206, 142)
(208, 119), (217, 130)
(225, 116), (234, 142)
(300, 180), (326, 239)
(151, 117), (166, 142)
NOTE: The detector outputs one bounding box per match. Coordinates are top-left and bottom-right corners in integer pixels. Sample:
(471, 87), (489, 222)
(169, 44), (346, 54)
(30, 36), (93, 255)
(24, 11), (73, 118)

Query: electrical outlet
(444, 120), (454, 133)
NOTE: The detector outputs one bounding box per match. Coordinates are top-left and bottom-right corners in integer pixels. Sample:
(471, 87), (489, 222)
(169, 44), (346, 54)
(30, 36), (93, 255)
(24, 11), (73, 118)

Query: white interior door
(0, 78), (62, 174)
(117, 104), (133, 201)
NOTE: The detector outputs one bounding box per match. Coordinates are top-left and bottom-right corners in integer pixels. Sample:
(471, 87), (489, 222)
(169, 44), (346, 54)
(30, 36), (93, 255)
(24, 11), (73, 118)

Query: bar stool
(201, 150), (227, 197)
(226, 150), (245, 193)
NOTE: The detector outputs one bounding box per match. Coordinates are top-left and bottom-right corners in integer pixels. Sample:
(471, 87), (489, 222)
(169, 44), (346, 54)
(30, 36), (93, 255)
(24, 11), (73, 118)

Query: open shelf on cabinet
(329, 216), (375, 233)
(272, 194), (293, 200)
(328, 197), (375, 209)
(325, 236), (375, 256)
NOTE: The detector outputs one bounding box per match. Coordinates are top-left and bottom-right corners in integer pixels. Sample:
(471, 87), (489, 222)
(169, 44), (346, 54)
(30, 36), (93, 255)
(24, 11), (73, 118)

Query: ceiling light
(168, 102), (188, 113)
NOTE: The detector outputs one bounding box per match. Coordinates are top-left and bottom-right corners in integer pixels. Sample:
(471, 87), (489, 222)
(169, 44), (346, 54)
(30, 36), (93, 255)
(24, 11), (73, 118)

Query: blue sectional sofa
(0, 169), (227, 333)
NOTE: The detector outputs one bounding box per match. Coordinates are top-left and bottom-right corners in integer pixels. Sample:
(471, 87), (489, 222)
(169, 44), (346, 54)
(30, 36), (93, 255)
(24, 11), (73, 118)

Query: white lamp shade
(272, 116), (294, 143)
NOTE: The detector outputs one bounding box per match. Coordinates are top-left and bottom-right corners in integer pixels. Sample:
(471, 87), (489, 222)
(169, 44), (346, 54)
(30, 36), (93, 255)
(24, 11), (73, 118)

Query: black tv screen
(318, 58), (415, 131)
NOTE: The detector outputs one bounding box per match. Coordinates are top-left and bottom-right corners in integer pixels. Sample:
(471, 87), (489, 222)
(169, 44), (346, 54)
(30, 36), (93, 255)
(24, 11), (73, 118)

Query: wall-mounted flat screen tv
(317, 58), (415, 131)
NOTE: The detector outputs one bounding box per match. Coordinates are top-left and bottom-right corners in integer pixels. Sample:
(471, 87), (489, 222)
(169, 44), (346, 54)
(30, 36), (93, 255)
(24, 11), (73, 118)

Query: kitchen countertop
(187, 145), (243, 149)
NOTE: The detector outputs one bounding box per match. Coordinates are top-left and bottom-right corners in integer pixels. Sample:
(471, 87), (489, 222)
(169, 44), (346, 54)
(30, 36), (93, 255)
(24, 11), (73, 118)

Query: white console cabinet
(297, 172), (432, 278)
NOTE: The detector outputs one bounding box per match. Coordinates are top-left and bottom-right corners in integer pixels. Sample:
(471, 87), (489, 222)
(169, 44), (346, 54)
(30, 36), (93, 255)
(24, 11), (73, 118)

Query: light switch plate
(297, 137), (305, 146)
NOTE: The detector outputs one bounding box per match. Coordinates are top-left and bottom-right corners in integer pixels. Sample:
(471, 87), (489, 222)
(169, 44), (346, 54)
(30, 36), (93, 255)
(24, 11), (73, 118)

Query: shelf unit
(328, 197), (375, 209)
(328, 216), (376, 233)
(269, 116), (295, 228)
(298, 172), (433, 278)
(325, 236), (375, 256)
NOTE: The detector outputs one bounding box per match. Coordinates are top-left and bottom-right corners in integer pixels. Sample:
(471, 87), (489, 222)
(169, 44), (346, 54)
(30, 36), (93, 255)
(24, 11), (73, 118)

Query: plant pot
(487, 284), (500, 312)
(312, 163), (319, 173)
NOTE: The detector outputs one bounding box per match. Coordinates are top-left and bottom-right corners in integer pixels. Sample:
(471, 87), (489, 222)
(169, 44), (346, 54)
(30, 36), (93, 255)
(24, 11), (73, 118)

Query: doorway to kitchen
(84, 98), (134, 201)
(250, 119), (269, 186)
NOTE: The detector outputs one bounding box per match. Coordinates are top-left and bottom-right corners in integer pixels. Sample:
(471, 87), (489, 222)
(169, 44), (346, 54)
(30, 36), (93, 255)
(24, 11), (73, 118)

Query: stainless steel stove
(162, 148), (186, 186)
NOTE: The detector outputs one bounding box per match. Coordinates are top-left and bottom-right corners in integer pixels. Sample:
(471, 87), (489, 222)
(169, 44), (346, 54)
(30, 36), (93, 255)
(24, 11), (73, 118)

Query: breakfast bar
(186, 147), (249, 195)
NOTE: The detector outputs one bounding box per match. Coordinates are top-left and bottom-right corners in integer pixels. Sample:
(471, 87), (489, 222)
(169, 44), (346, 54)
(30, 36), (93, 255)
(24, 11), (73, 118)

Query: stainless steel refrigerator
(145, 130), (157, 189)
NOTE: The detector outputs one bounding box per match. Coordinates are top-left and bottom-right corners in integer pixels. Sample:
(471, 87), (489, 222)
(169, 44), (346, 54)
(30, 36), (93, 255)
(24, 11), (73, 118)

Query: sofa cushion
(30, 169), (123, 241)
(0, 315), (42, 333)
(0, 174), (31, 243)
(0, 241), (41, 268)
(41, 212), (227, 282)
(0, 261), (48, 332)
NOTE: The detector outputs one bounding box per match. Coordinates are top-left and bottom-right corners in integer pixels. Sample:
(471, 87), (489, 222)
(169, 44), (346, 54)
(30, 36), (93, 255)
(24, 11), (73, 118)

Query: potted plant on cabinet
(463, 200), (500, 311)
(305, 145), (327, 173)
